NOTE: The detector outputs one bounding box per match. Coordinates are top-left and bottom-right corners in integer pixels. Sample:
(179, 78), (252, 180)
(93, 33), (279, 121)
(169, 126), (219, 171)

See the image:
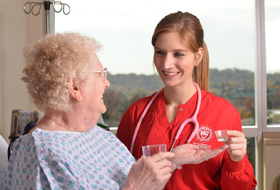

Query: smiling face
(154, 32), (202, 88)
(81, 53), (110, 116)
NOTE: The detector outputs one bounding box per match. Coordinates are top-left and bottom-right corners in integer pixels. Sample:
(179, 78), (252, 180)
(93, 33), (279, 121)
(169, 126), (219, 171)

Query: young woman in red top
(117, 11), (257, 189)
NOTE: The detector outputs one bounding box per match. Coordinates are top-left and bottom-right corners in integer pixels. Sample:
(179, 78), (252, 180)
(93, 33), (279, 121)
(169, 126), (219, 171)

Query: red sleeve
(220, 115), (257, 189)
(221, 156), (257, 189)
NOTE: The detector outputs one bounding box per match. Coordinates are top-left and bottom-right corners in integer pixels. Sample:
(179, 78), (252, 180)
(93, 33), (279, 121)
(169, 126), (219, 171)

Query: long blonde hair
(152, 11), (209, 91)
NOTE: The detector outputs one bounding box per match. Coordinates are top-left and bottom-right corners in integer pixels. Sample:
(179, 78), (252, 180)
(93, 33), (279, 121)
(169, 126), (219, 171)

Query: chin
(100, 105), (107, 114)
(162, 81), (177, 88)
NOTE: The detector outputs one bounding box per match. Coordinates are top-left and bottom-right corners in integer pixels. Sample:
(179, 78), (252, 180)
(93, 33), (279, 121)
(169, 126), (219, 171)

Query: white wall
(0, 0), (44, 142)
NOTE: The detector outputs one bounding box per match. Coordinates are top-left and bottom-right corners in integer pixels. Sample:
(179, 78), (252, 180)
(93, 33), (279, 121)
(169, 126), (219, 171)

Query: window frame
(254, 0), (280, 188)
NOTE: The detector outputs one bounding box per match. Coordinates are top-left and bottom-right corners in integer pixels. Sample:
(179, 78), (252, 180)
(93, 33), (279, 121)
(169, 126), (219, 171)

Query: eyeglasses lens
(102, 68), (108, 81)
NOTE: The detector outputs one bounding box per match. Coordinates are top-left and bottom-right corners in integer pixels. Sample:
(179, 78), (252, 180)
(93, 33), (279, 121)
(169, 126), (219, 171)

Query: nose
(104, 78), (110, 89)
(163, 53), (174, 69)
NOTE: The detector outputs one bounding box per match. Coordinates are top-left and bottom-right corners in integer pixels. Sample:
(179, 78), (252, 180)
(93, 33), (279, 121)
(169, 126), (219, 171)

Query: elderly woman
(4, 33), (227, 190)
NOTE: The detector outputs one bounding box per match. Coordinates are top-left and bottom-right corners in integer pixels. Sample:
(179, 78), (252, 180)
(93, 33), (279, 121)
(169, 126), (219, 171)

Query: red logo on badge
(196, 126), (214, 143)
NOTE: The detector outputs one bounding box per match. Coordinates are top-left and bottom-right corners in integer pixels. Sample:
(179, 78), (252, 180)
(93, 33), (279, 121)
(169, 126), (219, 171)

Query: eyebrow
(154, 47), (189, 52)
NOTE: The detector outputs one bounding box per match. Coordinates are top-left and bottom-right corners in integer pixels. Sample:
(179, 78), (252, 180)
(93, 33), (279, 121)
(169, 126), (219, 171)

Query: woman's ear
(68, 77), (82, 101)
(195, 47), (204, 66)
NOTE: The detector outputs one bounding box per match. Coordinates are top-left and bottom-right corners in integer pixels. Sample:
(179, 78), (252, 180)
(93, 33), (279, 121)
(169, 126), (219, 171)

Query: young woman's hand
(123, 152), (175, 190)
(225, 130), (247, 162)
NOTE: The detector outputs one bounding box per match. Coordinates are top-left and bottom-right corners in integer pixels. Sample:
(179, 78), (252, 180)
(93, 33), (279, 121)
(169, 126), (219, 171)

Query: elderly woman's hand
(123, 152), (175, 190)
(169, 143), (229, 167)
(226, 130), (247, 162)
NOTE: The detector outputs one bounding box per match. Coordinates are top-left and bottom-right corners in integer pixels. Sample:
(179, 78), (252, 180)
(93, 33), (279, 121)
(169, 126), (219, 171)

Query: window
(265, 0), (280, 126)
(55, 0), (256, 127)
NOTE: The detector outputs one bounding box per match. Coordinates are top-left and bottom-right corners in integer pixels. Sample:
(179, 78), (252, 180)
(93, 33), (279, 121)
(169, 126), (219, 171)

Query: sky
(55, 0), (280, 75)
(266, 18), (280, 72)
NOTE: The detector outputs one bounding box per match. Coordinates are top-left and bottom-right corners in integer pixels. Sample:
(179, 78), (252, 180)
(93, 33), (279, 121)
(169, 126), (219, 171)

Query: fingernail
(177, 165), (182, 170)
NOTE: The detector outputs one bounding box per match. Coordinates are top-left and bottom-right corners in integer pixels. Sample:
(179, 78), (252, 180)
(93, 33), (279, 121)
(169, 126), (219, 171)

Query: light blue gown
(3, 125), (135, 190)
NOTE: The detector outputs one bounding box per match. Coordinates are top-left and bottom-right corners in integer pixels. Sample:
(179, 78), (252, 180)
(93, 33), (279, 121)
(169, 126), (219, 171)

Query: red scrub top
(117, 90), (257, 190)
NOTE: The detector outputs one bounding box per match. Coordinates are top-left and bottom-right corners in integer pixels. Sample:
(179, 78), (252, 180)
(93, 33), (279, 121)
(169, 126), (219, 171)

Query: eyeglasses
(94, 67), (108, 81)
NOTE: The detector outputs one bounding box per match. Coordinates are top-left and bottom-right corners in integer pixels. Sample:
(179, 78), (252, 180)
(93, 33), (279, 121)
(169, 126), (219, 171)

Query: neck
(40, 108), (100, 132)
(42, 109), (72, 131)
(164, 82), (197, 106)
(67, 99), (100, 131)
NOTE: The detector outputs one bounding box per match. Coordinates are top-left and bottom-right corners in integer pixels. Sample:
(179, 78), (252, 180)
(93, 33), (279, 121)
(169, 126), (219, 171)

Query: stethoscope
(130, 82), (202, 153)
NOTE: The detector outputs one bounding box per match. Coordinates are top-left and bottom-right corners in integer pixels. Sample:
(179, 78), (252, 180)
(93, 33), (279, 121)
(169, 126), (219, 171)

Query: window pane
(265, 0), (280, 126)
(246, 137), (256, 175)
(55, 0), (256, 127)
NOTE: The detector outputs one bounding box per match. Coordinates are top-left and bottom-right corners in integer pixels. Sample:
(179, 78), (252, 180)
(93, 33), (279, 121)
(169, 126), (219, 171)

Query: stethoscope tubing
(130, 82), (202, 153)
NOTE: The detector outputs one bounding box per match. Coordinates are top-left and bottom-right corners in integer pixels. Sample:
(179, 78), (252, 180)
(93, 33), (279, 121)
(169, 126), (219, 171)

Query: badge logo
(196, 126), (214, 143)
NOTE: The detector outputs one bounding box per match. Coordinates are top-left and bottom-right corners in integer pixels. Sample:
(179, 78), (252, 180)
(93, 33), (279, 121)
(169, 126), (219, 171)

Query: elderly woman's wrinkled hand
(123, 152), (175, 190)
(170, 143), (229, 167)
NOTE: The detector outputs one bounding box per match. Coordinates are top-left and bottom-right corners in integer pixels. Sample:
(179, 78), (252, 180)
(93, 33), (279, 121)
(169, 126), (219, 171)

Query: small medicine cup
(142, 144), (166, 158)
(215, 130), (228, 142)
